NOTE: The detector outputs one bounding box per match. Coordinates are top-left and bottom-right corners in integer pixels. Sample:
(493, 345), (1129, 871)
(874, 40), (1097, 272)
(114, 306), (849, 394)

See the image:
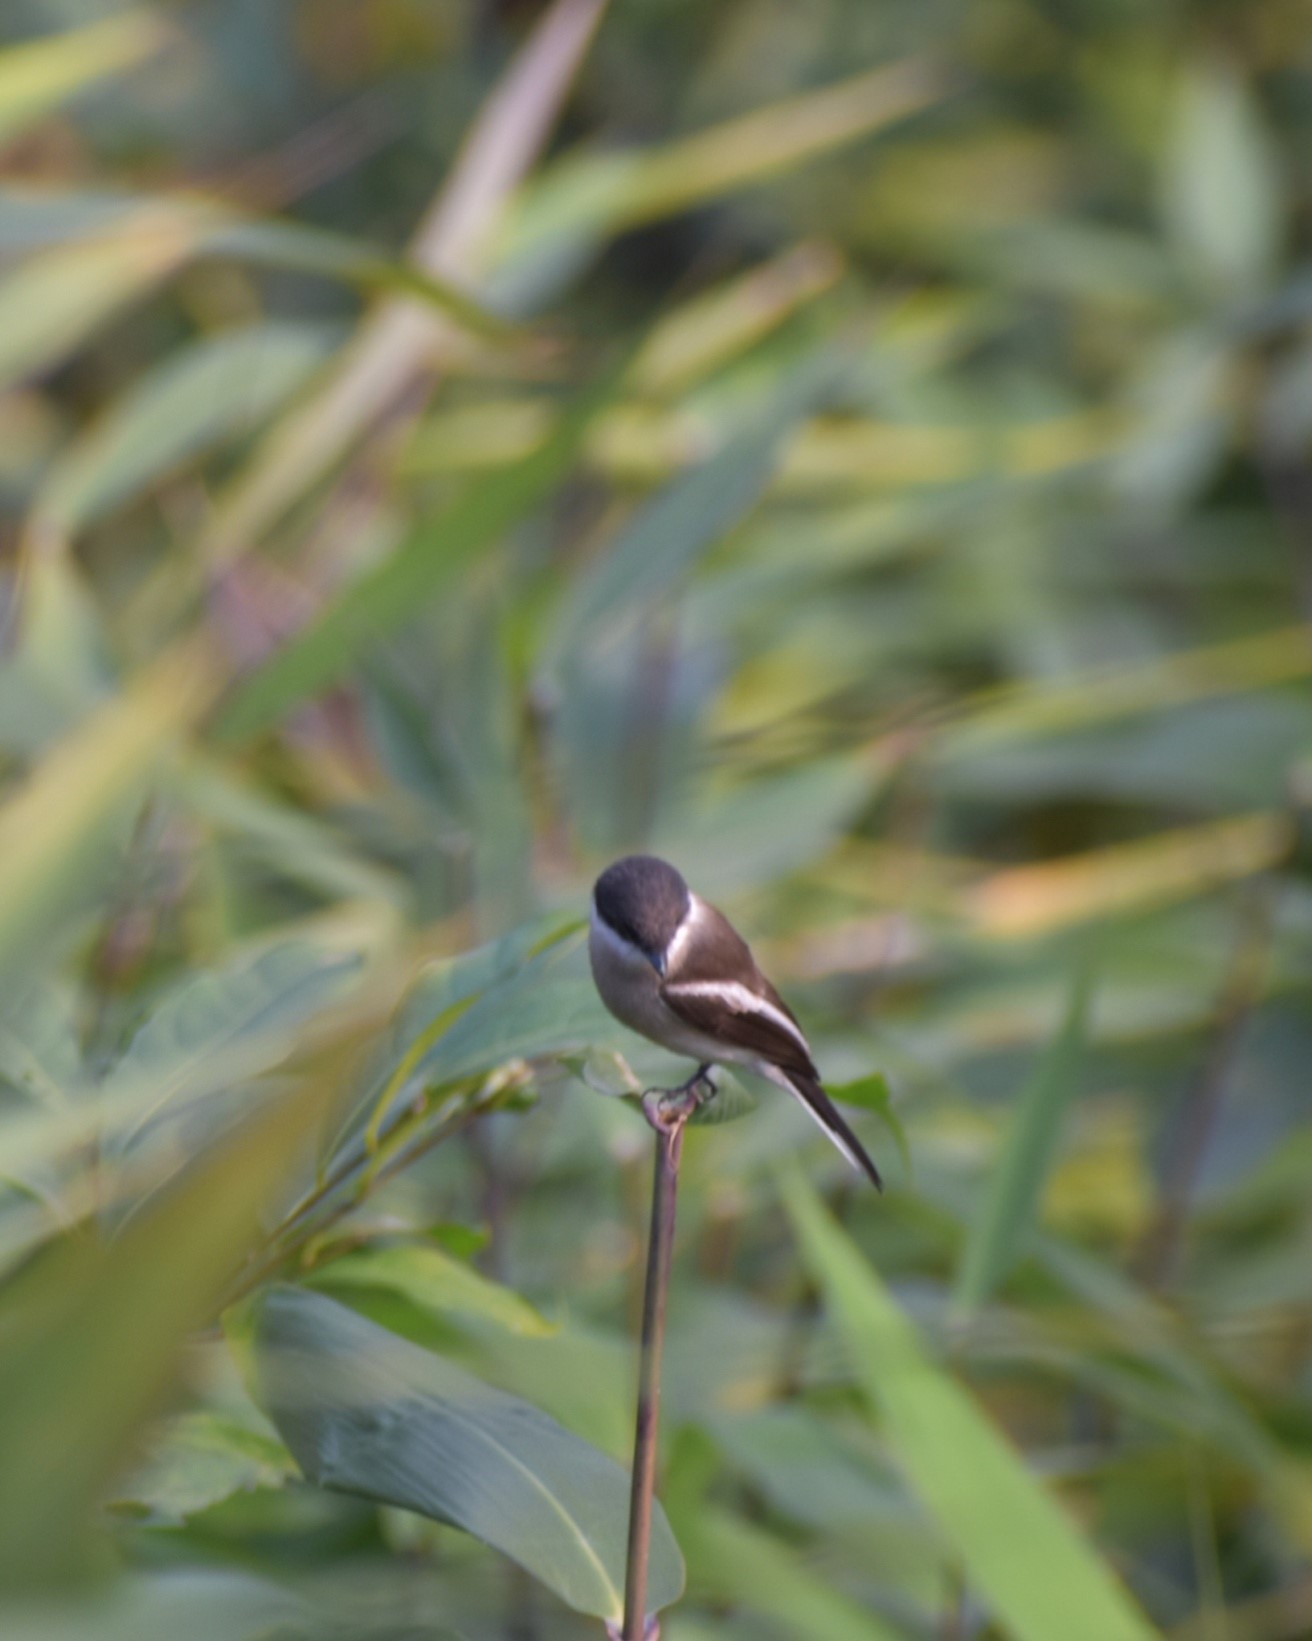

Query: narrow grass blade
(501, 58), (942, 271)
(782, 1168), (1162, 1641)
(0, 12), (165, 147)
(0, 638), (219, 990)
(679, 1503), (905, 1641)
(0, 209), (200, 392)
(192, 0), (608, 577)
(28, 323), (334, 552)
(953, 971), (1091, 1312)
(216, 360), (620, 740)
(966, 816), (1291, 939)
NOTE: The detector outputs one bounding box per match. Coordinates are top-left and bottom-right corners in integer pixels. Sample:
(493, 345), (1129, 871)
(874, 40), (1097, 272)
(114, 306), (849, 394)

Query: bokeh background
(2, 1), (1312, 1638)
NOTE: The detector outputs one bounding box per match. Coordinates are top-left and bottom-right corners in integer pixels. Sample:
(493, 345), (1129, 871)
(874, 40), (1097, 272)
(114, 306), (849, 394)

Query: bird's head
(592, 855), (691, 976)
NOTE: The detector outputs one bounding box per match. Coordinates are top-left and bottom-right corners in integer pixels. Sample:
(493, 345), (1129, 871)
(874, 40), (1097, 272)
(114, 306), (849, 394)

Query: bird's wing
(660, 899), (817, 1078)
(661, 898), (882, 1188)
(660, 977), (816, 1074)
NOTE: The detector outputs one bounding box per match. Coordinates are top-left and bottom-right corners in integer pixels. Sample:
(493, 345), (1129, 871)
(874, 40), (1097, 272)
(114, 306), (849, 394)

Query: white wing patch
(662, 978), (811, 1057)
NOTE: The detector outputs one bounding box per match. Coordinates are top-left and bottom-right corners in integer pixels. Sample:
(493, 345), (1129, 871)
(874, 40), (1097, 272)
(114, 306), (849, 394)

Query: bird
(588, 854), (881, 1187)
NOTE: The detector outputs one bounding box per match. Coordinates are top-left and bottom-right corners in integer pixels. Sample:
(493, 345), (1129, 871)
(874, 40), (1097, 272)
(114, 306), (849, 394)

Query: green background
(1, 2), (1311, 1637)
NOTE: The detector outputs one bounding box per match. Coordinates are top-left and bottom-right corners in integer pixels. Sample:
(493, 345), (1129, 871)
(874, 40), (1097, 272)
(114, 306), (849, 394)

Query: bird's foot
(640, 1065), (716, 1133)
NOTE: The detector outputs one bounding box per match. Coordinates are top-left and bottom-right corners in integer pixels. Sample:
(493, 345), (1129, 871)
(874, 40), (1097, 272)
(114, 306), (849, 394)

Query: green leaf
(0, 641), (217, 994)
(0, 1572), (303, 1641)
(708, 1405), (905, 1537)
(177, 755), (407, 909)
(782, 1169), (1162, 1641)
(311, 1242), (554, 1338)
(654, 754), (881, 892)
(495, 58), (941, 301)
(29, 323), (336, 550)
(216, 358), (625, 741)
(548, 361), (832, 665)
(676, 1502), (905, 1641)
(0, 13), (165, 148)
(952, 971), (1090, 1313)
(0, 1074), (336, 1590)
(0, 981), (84, 1109)
(0, 211), (202, 392)
(1163, 58), (1284, 295)
(252, 1285), (684, 1622)
(827, 1073), (909, 1176)
(104, 937), (366, 1147)
(409, 943), (615, 1089)
(688, 1068), (758, 1127)
(207, 219), (521, 343)
(112, 1411), (294, 1526)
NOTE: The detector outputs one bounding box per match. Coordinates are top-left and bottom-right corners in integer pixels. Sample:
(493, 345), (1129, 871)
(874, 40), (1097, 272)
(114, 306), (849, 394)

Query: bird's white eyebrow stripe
(663, 979), (810, 1054)
(664, 894), (705, 970)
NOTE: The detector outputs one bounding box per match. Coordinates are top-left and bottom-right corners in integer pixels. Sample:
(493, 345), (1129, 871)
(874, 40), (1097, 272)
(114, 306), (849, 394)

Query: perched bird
(588, 854), (881, 1187)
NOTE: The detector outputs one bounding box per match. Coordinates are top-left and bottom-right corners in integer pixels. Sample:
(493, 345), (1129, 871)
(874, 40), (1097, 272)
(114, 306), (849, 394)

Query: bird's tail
(785, 1071), (883, 1190)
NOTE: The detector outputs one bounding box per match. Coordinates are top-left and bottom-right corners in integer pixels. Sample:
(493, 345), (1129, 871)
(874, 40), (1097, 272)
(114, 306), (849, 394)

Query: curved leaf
(105, 938), (367, 1147)
(30, 323), (336, 549)
(253, 1285), (684, 1622)
(311, 1242), (555, 1338)
(0, 13), (165, 148)
(113, 1412), (294, 1526)
(0, 1076), (336, 1589)
(0, 210), (201, 392)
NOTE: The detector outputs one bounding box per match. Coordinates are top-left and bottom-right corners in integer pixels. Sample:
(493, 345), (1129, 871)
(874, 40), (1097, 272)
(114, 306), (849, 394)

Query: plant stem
(618, 1074), (710, 1641)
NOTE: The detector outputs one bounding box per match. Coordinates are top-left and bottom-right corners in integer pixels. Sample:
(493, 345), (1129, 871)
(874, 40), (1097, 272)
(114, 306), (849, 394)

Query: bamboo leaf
(548, 362), (832, 661)
(0, 13), (166, 148)
(310, 1242), (554, 1338)
(0, 1573), (302, 1641)
(953, 973), (1090, 1312)
(253, 1285), (684, 1622)
(782, 1169), (1163, 1641)
(0, 1074), (336, 1589)
(112, 1412), (295, 1526)
(29, 324), (336, 551)
(497, 58), (942, 285)
(216, 360), (622, 741)
(105, 937), (368, 1148)
(1164, 59), (1284, 294)
(0, 210), (200, 392)
(677, 1501), (905, 1641)
(0, 640), (219, 993)
(828, 1073), (909, 1175)
(190, 0), (608, 577)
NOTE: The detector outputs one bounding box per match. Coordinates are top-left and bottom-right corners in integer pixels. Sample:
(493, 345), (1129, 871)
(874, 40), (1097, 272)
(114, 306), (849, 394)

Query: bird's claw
(605, 1619), (660, 1641)
(640, 1067), (716, 1133)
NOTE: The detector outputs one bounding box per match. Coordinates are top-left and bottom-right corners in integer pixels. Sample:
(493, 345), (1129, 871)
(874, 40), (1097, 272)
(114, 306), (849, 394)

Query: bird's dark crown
(593, 855), (691, 961)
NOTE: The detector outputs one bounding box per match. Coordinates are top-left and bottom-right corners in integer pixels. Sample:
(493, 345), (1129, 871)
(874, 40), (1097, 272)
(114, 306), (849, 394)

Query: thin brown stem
(616, 1072), (713, 1641)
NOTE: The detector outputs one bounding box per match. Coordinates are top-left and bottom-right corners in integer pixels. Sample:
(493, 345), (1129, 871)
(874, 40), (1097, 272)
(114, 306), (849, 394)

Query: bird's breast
(589, 914), (661, 1032)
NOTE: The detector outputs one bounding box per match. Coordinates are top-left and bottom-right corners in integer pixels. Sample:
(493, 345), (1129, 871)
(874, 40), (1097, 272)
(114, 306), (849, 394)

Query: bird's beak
(649, 950), (667, 977)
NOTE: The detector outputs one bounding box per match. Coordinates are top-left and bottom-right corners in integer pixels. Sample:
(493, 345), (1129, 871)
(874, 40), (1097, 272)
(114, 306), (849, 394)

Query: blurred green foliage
(2, 1), (1312, 1637)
